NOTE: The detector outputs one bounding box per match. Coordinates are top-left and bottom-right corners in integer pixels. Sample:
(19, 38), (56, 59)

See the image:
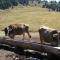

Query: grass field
(0, 6), (60, 31)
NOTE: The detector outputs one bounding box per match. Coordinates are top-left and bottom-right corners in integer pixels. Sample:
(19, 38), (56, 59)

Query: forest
(0, 0), (60, 11)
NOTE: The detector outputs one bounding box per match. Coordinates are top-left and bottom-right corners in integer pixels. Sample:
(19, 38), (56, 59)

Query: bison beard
(4, 27), (8, 36)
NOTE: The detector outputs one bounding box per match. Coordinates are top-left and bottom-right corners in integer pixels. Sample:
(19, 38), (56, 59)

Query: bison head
(4, 26), (14, 39)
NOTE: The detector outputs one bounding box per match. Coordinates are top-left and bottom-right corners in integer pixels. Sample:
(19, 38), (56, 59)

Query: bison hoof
(29, 35), (31, 38)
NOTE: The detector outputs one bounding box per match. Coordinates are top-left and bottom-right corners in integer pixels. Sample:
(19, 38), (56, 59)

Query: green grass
(0, 6), (60, 31)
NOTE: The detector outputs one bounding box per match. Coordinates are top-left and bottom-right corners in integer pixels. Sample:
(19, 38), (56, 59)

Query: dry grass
(0, 6), (60, 31)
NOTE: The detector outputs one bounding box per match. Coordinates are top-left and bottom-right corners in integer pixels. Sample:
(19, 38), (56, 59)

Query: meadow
(0, 6), (60, 32)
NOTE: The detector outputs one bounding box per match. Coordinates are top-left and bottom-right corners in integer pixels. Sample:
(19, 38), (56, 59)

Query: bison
(3, 23), (31, 40)
(38, 26), (59, 46)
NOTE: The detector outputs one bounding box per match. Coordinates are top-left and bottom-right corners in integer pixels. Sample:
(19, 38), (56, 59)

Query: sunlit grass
(0, 6), (60, 31)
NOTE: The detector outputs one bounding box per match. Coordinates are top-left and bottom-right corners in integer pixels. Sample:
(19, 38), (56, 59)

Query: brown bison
(38, 26), (59, 46)
(3, 23), (31, 40)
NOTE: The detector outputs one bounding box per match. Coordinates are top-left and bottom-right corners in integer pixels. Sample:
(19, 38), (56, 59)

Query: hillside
(0, 6), (60, 31)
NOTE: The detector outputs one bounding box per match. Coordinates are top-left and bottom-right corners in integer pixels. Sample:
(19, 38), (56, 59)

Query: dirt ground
(0, 32), (40, 60)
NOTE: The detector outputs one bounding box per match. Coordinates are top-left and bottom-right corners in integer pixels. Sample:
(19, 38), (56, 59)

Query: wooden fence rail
(0, 37), (60, 59)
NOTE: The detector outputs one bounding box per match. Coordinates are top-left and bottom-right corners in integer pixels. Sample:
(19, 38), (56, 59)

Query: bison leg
(40, 35), (43, 44)
(25, 26), (31, 39)
(9, 34), (15, 39)
(22, 33), (25, 40)
(39, 33), (44, 44)
(26, 31), (31, 39)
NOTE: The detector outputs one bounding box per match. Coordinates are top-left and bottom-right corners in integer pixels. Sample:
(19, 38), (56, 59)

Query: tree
(57, 1), (60, 11)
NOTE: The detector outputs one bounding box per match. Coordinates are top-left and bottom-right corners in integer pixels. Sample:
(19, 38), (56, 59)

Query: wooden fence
(0, 37), (60, 59)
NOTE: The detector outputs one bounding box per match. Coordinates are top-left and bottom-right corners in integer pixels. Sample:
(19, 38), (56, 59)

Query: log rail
(0, 38), (60, 59)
